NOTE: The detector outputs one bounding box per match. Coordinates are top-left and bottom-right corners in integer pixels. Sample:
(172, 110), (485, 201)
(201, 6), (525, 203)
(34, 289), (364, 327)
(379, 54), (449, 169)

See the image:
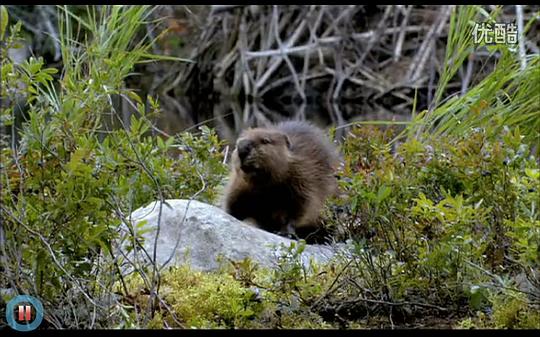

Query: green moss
(455, 292), (540, 329)
(160, 266), (264, 328)
(490, 293), (540, 329)
(120, 247), (341, 329)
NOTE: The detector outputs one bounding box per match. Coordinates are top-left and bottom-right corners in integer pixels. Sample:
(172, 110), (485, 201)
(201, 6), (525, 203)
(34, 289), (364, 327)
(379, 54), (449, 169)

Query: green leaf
(28, 59), (43, 74)
(1, 62), (12, 79)
(351, 197), (358, 213)
(67, 147), (89, 174)
(44, 67), (59, 74)
(0, 5), (8, 41)
(376, 185), (391, 204)
(127, 90), (143, 105)
(157, 136), (165, 149)
(525, 168), (539, 180)
(297, 241), (306, 255)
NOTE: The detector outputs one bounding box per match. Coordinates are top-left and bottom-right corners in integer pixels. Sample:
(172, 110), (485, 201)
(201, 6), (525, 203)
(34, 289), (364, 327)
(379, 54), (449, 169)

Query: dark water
(153, 96), (411, 147)
(6, 91), (411, 148)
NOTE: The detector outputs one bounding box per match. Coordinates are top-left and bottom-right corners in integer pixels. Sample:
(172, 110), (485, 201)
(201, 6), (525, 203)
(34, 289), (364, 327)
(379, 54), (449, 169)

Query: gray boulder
(123, 199), (337, 272)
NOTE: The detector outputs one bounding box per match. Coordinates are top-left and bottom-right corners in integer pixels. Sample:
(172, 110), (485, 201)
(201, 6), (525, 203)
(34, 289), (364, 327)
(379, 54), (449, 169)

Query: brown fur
(222, 121), (339, 239)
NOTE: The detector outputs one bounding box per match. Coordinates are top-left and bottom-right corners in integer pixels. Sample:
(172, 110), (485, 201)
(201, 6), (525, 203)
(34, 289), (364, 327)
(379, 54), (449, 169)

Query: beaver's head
(232, 127), (292, 181)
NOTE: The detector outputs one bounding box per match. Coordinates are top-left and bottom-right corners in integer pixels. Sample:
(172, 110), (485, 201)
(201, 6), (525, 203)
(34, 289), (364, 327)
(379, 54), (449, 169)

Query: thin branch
(1, 206), (106, 309)
(246, 26), (427, 59)
(271, 5), (305, 101)
(406, 6), (453, 84)
(210, 5), (244, 15)
(343, 296), (449, 312)
(516, 5), (527, 71)
(255, 19), (307, 89)
(460, 54), (474, 95)
(394, 5), (412, 62)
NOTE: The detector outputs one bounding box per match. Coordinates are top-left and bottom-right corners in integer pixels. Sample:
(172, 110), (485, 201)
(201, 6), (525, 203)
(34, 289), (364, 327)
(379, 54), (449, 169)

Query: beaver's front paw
(276, 222), (298, 240)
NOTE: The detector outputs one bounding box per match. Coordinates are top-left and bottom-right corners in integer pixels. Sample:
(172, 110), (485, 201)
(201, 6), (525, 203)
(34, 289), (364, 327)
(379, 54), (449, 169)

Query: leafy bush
(1, 6), (225, 328)
(321, 124), (539, 327)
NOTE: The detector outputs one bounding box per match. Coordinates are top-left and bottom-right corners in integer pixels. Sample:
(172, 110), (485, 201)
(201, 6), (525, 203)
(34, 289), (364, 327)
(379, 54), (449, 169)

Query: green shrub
(0, 5), (225, 328)
(322, 123), (539, 326)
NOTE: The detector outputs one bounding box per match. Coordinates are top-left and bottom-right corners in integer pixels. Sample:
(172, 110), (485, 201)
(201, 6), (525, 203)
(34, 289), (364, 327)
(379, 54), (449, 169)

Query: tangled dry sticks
(5, 5), (538, 136)
(168, 5), (538, 129)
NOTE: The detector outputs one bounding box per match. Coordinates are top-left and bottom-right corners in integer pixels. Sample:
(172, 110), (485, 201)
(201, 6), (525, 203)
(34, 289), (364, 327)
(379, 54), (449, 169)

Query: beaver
(222, 120), (340, 240)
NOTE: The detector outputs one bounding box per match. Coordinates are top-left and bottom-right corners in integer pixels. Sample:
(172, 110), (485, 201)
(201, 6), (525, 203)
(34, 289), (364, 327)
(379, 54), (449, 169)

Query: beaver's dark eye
(261, 137), (272, 144)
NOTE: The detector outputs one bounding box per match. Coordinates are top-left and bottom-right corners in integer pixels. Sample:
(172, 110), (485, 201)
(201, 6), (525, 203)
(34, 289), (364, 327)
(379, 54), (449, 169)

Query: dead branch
(406, 6), (453, 84)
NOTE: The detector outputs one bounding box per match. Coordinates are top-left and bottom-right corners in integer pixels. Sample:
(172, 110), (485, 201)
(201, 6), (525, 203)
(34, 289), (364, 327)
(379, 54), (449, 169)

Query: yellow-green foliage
(118, 242), (347, 329)
(457, 293), (540, 329)
(320, 124), (539, 328)
(121, 261), (337, 329)
(160, 266), (263, 328)
(490, 293), (540, 329)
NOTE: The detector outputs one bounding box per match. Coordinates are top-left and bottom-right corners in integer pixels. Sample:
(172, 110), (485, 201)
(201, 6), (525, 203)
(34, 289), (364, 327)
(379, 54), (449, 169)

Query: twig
(516, 5), (527, 71)
(320, 5), (356, 38)
(465, 260), (540, 299)
(394, 5), (412, 62)
(40, 6), (61, 61)
(259, 72), (328, 97)
(300, 5), (323, 94)
(158, 169), (207, 272)
(460, 54), (474, 95)
(0, 219), (18, 293)
(272, 6), (305, 101)
(182, 5), (203, 28)
(406, 6), (453, 84)
(357, 5), (393, 65)
(110, 96), (166, 320)
(344, 296), (449, 312)
(331, 44), (346, 101)
(255, 19), (307, 89)
(1, 206), (106, 309)
(239, 14), (252, 96)
(246, 26), (427, 59)
(310, 259), (353, 310)
(210, 5), (244, 15)
(255, 8), (271, 80)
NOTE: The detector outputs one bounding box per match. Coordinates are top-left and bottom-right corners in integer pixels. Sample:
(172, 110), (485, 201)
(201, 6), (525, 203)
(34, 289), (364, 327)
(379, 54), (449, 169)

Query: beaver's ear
(284, 135), (291, 149)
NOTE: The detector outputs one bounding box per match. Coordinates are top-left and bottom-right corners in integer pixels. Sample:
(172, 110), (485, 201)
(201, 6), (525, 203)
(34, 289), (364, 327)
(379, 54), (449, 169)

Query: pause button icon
(6, 295), (44, 331)
(18, 305), (32, 321)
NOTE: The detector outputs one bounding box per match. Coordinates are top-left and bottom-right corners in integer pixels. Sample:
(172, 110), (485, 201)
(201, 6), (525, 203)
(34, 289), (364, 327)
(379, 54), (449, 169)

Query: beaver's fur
(222, 121), (339, 240)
